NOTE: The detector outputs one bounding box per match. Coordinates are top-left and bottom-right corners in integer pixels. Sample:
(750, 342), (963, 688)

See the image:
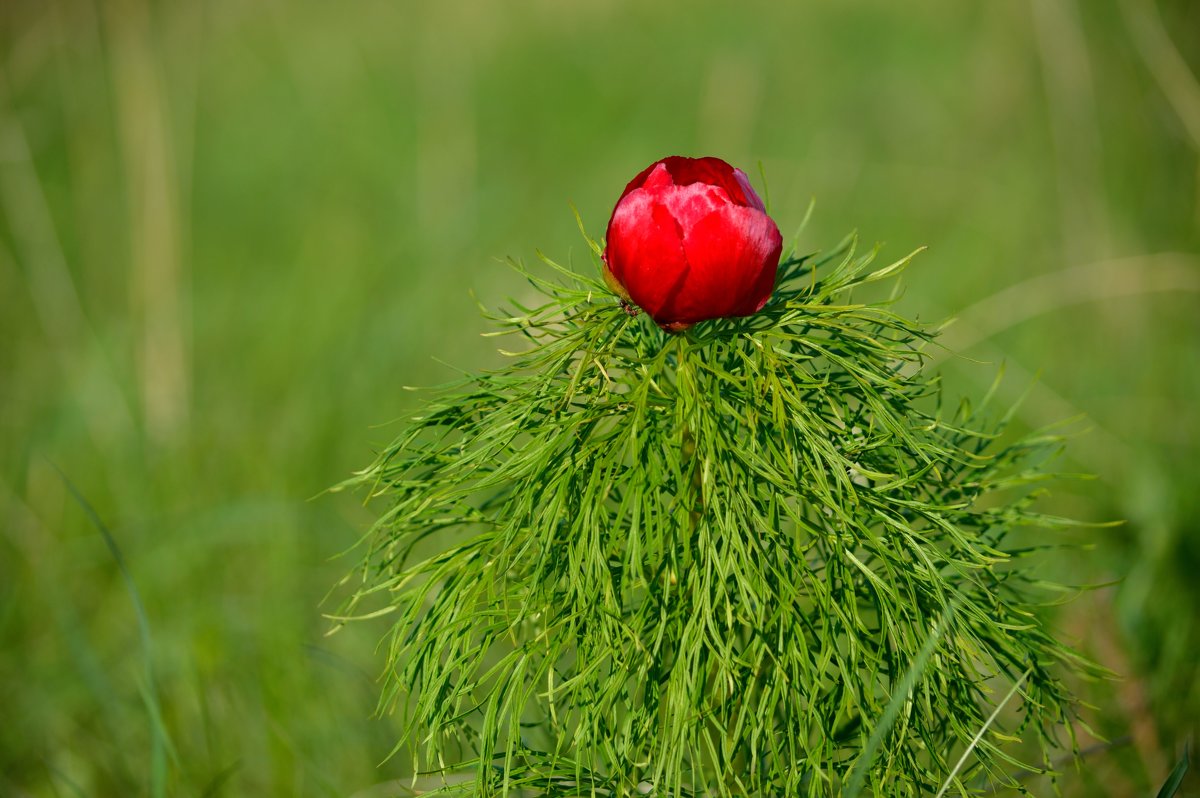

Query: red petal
(664, 205), (782, 323)
(605, 189), (689, 320)
(658, 180), (733, 232)
(662, 157), (744, 202)
(615, 160), (672, 204)
(614, 156), (765, 210)
(732, 168), (767, 212)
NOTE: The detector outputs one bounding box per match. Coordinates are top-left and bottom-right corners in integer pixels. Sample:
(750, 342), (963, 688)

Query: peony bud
(602, 156), (784, 331)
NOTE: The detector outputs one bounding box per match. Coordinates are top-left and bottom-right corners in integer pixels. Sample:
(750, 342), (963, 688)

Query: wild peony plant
(332, 158), (1101, 797)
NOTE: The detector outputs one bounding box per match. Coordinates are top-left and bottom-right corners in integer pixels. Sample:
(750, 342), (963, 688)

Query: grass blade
(54, 465), (177, 798)
(1155, 745), (1190, 798)
(844, 600), (958, 798)
(934, 669), (1031, 798)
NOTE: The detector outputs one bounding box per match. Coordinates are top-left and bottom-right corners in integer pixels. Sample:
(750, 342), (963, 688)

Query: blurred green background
(1, 0), (1197, 795)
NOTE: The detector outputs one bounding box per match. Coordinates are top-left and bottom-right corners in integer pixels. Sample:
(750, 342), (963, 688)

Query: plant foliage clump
(333, 233), (1100, 797)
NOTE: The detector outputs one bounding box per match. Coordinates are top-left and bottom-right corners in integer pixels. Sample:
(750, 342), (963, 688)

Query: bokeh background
(2, 1), (1198, 795)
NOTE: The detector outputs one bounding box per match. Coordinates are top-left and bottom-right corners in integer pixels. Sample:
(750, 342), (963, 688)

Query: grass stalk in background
(55, 466), (177, 798)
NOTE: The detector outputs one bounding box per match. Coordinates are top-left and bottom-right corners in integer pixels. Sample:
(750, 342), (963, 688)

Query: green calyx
(331, 234), (1103, 797)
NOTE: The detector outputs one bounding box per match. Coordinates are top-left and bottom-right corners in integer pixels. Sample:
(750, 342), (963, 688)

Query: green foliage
(1154, 745), (1189, 798)
(336, 237), (1104, 797)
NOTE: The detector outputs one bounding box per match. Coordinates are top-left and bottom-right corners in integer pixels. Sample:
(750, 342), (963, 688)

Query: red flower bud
(602, 156), (784, 331)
